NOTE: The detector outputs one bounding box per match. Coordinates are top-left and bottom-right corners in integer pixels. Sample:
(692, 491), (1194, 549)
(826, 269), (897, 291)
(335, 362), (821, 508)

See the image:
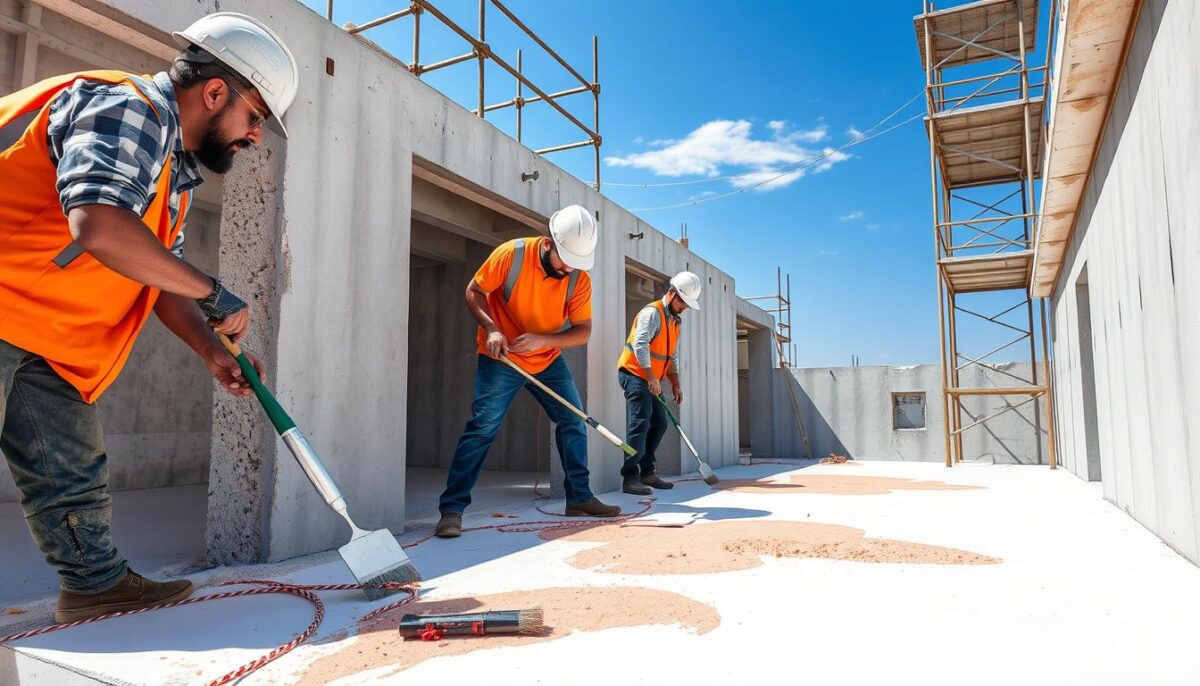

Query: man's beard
(195, 106), (252, 174)
(540, 245), (569, 280)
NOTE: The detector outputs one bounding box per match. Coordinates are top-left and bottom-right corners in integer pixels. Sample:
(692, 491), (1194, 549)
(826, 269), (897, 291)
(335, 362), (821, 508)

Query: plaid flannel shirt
(45, 71), (204, 259)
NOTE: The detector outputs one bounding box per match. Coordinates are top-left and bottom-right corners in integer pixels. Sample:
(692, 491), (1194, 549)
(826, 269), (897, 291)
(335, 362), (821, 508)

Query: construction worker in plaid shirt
(0, 13), (297, 622)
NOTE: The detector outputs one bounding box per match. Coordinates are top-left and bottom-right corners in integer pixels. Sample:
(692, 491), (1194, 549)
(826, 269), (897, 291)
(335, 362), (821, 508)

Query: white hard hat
(173, 12), (299, 138)
(548, 205), (598, 271)
(669, 271), (702, 310)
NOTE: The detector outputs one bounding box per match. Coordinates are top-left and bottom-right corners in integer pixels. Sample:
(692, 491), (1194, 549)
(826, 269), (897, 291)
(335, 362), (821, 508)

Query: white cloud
(866, 223), (880, 230)
(787, 125), (829, 144)
(812, 148), (850, 173)
(840, 210), (864, 221)
(687, 190), (717, 201)
(633, 136), (644, 144)
(604, 119), (846, 192)
(847, 125), (865, 141)
(817, 249), (840, 257)
(729, 168), (807, 191)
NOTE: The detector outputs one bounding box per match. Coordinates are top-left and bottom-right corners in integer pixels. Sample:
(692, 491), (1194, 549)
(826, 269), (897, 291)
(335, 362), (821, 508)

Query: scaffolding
(327, 0), (602, 189)
(744, 268), (810, 458)
(744, 267), (795, 367)
(916, 0), (1056, 468)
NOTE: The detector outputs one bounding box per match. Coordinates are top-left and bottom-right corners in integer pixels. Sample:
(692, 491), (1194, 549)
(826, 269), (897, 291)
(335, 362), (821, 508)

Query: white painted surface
(1049, 0), (1200, 564)
(4, 461), (1200, 685)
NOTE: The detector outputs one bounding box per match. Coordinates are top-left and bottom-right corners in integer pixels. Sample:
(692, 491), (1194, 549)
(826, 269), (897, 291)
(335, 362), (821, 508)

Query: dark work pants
(618, 369), (668, 478)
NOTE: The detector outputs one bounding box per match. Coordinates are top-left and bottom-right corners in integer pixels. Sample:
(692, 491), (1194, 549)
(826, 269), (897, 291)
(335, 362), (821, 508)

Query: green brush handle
(657, 394), (701, 459)
(656, 395), (681, 427)
(217, 333), (296, 435)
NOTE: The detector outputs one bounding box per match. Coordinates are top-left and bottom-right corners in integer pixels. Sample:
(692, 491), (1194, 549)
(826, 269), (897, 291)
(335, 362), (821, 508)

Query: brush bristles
(361, 562), (422, 601)
(703, 473), (721, 485)
(518, 607), (544, 635)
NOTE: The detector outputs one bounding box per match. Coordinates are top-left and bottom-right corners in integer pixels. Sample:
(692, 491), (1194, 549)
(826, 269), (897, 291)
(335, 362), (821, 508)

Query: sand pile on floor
(541, 520), (999, 574)
(297, 586), (718, 684)
(717, 474), (981, 495)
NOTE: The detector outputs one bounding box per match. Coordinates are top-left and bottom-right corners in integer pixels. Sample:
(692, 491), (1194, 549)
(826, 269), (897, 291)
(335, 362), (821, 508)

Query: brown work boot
(435, 512), (463, 538)
(622, 476), (652, 495)
(640, 474), (675, 490)
(564, 497), (621, 517)
(56, 571), (193, 623)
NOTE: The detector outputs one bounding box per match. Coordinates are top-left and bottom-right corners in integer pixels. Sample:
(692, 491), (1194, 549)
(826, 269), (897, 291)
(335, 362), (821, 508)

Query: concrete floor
(403, 467), (548, 524)
(0, 468), (546, 613)
(4, 460), (1200, 685)
(0, 485), (209, 611)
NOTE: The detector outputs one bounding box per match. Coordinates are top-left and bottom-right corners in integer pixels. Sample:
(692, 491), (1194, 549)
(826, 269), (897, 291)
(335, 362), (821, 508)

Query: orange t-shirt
(474, 237), (592, 374)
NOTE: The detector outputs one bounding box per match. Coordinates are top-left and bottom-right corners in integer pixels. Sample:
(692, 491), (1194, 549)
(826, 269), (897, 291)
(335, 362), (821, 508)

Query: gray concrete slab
(0, 485), (207, 610)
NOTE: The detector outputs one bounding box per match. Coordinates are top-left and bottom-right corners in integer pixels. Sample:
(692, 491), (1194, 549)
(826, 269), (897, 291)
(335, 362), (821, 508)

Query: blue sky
(305, 0), (1050, 367)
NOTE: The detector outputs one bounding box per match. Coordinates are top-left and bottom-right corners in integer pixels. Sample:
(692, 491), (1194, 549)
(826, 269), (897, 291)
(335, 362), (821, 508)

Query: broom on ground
(656, 395), (720, 486)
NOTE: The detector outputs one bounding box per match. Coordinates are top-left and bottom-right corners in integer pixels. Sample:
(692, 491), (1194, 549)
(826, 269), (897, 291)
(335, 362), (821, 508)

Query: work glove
(196, 278), (247, 320)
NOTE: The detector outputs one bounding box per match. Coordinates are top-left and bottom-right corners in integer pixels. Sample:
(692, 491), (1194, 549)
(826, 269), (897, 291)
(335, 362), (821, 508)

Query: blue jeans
(0, 339), (128, 594)
(618, 370), (669, 478)
(439, 355), (595, 513)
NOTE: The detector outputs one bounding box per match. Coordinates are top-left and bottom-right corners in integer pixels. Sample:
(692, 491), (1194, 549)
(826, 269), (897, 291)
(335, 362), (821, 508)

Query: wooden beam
(12, 3), (41, 91)
(31, 0), (176, 61)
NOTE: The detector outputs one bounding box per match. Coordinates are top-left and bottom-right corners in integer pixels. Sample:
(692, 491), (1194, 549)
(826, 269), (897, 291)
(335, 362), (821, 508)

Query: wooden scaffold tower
(916, 0), (1057, 468)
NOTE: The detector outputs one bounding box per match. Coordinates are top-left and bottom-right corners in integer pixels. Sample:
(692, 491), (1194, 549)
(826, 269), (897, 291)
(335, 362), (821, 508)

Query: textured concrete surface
(1049, 0), (1200, 564)
(5, 461), (1200, 685)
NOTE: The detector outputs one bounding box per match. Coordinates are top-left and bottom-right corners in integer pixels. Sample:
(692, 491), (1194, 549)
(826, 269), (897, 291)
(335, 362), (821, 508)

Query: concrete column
(206, 142), (287, 565)
(746, 328), (776, 459)
(11, 3), (41, 91)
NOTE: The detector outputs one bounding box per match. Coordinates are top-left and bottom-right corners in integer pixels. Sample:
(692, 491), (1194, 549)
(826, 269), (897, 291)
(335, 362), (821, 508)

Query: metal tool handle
(497, 353), (588, 422)
(657, 395), (700, 458)
(280, 427), (350, 517)
(498, 353), (637, 456)
(216, 333), (356, 528)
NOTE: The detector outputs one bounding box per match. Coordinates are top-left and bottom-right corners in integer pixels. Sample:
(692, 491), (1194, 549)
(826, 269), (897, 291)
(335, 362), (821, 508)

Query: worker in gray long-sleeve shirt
(615, 271), (702, 495)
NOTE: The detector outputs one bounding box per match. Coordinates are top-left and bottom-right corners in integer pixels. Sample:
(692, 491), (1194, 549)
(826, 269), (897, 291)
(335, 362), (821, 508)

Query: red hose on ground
(0, 499), (654, 684)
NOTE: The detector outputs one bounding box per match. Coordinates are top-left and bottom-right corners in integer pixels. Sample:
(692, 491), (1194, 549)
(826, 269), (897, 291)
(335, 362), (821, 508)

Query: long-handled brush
(656, 395), (720, 485)
(398, 608), (544, 640)
(217, 333), (421, 598)
(498, 353), (637, 458)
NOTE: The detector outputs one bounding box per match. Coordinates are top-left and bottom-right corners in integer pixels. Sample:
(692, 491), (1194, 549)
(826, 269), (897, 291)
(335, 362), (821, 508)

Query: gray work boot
(622, 475), (652, 495)
(435, 512), (463, 538)
(641, 473), (675, 490)
(56, 571), (193, 623)
(564, 498), (621, 517)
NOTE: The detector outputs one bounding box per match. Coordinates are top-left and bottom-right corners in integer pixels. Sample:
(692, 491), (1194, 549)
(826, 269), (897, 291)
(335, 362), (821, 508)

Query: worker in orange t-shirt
(435, 205), (620, 537)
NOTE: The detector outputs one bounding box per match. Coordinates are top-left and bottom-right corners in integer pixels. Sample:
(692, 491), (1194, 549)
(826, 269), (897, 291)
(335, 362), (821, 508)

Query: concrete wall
(79, 0), (753, 563)
(1049, 0), (1200, 564)
(0, 1), (217, 502)
(775, 363), (1051, 463)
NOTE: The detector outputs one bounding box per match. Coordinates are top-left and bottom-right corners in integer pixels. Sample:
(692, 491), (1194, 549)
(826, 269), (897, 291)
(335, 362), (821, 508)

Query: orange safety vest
(617, 299), (680, 381)
(0, 71), (187, 403)
(475, 237), (585, 374)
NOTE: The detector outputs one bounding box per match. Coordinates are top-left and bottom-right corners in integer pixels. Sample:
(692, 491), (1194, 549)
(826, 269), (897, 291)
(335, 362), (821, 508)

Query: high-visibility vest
(617, 299), (680, 381)
(0, 71), (187, 403)
(475, 237), (585, 374)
